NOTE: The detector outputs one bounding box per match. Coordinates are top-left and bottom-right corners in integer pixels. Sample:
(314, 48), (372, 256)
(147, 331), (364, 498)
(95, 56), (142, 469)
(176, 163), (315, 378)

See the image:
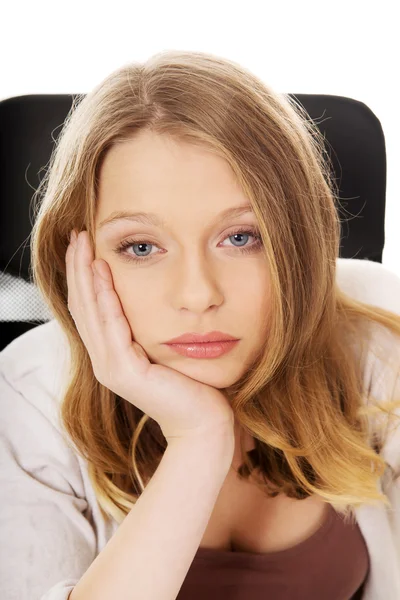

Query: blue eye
(113, 226), (263, 264)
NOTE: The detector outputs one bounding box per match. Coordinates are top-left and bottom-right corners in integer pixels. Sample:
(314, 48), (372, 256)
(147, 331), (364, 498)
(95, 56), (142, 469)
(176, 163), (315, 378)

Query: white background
(2, 0), (399, 276)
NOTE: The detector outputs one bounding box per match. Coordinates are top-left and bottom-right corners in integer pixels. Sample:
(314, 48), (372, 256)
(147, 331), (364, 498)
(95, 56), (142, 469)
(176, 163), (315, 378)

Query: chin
(170, 361), (241, 390)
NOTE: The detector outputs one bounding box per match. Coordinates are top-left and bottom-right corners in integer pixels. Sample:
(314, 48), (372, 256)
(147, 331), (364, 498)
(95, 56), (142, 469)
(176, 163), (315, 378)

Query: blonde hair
(30, 50), (400, 527)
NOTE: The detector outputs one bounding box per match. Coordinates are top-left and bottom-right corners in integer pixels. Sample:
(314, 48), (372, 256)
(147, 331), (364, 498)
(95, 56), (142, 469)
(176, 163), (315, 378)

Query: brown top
(177, 503), (369, 599)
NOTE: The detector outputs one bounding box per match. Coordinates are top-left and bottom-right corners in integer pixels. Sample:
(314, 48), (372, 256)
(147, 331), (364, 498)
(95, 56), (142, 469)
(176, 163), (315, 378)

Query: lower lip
(165, 340), (239, 358)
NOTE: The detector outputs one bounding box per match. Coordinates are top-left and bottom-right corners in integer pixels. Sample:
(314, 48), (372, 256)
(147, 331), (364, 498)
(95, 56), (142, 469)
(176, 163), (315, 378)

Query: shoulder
(335, 259), (400, 388)
(0, 319), (93, 503)
(336, 259), (400, 478)
(336, 258), (400, 314)
(0, 319), (71, 436)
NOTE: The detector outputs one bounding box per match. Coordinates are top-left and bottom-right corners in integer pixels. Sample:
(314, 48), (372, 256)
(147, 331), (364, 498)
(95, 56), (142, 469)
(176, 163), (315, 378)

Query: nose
(170, 255), (224, 314)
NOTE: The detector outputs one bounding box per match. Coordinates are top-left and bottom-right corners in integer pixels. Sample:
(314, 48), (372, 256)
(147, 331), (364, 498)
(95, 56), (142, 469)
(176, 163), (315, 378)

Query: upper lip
(165, 331), (239, 344)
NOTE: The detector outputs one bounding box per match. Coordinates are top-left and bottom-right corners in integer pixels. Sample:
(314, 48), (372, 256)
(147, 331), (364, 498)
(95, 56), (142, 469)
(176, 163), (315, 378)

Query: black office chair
(0, 93), (387, 351)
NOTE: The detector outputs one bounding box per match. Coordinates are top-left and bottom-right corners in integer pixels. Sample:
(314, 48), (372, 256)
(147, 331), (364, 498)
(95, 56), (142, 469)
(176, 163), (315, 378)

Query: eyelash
(113, 227), (263, 264)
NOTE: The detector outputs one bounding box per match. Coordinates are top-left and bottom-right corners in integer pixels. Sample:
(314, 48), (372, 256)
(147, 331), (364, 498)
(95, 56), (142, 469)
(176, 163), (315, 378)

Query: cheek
(245, 271), (271, 336)
(113, 278), (161, 343)
(241, 266), (271, 310)
(111, 278), (142, 328)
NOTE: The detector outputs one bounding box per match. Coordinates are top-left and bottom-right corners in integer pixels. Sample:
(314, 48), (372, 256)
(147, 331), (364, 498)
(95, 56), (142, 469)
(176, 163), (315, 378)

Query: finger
(66, 230), (104, 353)
(91, 256), (134, 354)
(65, 234), (80, 327)
(77, 232), (134, 360)
(91, 259), (151, 383)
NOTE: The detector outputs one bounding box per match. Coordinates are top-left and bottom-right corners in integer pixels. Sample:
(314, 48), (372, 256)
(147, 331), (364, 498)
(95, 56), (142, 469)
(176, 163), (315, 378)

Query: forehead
(96, 132), (253, 226)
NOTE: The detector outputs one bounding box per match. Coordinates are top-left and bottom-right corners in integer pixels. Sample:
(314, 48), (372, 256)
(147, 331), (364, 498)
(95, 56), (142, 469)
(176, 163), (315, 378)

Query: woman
(1, 50), (400, 599)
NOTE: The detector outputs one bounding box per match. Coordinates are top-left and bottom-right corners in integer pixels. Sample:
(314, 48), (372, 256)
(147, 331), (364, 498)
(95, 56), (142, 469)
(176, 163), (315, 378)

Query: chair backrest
(0, 93), (387, 351)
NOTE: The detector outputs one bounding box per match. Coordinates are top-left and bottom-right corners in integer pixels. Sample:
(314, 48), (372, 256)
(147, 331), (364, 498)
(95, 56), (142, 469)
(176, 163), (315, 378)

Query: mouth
(164, 339), (239, 359)
(164, 331), (239, 344)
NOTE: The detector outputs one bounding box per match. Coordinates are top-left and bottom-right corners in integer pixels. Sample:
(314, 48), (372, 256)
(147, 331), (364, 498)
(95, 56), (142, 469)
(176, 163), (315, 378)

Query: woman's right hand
(65, 229), (235, 444)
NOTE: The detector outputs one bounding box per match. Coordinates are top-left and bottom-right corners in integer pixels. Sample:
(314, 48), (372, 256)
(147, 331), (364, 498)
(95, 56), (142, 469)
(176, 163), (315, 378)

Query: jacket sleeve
(0, 369), (97, 600)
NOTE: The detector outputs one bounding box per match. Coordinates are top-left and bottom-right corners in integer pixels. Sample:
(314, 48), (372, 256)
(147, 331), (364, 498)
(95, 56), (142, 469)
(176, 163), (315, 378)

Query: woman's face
(94, 130), (271, 390)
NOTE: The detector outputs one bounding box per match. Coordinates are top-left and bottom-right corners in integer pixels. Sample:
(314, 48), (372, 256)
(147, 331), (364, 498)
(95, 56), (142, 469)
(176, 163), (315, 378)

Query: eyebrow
(97, 204), (254, 230)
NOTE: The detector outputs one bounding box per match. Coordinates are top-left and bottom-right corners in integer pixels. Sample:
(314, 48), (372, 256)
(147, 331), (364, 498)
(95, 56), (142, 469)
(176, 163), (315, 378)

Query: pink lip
(165, 340), (239, 359)
(164, 330), (239, 344)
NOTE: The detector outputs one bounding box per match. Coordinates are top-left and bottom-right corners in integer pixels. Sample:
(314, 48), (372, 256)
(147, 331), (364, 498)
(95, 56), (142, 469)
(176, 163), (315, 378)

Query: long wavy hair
(30, 50), (400, 527)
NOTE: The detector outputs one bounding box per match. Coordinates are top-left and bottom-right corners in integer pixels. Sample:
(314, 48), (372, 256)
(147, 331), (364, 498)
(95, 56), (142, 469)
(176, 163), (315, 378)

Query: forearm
(69, 427), (234, 600)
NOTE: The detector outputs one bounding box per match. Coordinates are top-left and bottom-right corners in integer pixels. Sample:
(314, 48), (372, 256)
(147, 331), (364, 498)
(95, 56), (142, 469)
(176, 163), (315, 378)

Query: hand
(65, 230), (235, 443)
